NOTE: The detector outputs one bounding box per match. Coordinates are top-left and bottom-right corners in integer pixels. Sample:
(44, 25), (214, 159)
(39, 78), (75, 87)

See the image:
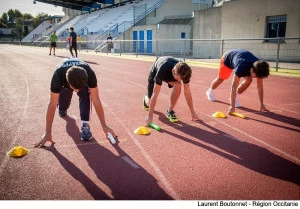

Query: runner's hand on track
(102, 125), (117, 138)
(34, 133), (55, 148)
(145, 115), (153, 127)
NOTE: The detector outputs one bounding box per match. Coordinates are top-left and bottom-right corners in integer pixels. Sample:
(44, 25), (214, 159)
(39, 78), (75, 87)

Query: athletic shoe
(81, 123), (93, 141)
(143, 95), (149, 111)
(166, 109), (179, 122)
(229, 98), (242, 107)
(59, 110), (67, 117)
(235, 99), (242, 107)
(206, 89), (216, 101)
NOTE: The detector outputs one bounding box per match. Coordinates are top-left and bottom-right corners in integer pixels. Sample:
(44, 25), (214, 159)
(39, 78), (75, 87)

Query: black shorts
(168, 83), (173, 88)
(50, 42), (56, 47)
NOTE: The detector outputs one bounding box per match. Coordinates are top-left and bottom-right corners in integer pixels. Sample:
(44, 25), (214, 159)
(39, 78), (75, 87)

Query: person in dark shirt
(143, 56), (201, 125)
(106, 34), (113, 53)
(34, 58), (116, 147)
(206, 49), (270, 114)
(69, 27), (78, 58)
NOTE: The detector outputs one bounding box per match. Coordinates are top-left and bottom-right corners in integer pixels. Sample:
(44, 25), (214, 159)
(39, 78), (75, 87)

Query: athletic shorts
(50, 42), (57, 47)
(218, 54), (233, 80)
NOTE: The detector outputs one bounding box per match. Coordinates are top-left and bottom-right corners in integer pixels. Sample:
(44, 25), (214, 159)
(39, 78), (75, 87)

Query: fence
(5, 37), (300, 70)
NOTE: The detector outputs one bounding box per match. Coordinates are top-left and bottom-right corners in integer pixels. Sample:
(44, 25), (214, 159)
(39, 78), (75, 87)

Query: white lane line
(103, 89), (113, 93)
(279, 102), (300, 107)
(103, 102), (180, 200)
(0, 64), (30, 177)
(223, 134), (244, 143)
(101, 70), (300, 117)
(122, 156), (140, 169)
(100, 71), (147, 89)
(201, 112), (300, 164)
(100, 73), (300, 165)
(70, 114), (78, 120)
(264, 103), (300, 115)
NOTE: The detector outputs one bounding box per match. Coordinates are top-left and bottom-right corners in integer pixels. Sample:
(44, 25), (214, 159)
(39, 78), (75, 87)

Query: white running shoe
(229, 98), (242, 107)
(206, 90), (216, 101)
(235, 99), (242, 107)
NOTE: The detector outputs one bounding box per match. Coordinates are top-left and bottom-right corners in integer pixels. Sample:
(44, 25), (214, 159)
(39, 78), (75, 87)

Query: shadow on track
(50, 116), (172, 200)
(43, 145), (109, 199)
(215, 100), (300, 132)
(156, 112), (300, 186)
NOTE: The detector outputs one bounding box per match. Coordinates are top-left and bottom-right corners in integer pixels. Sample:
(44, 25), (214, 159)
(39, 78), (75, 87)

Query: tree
(0, 9), (50, 40)
(23, 13), (33, 20)
(33, 13), (49, 28)
(6, 9), (23, 23)
(1, 13), (8, 25)
(15, 17), (23, 39)
(7, 9), (15, 23)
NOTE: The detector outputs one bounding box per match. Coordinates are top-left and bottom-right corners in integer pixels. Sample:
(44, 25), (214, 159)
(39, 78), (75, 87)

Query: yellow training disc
(7, 146), (29, 157)
(212, 111), (227, 118)
(133, 126), (151, 135)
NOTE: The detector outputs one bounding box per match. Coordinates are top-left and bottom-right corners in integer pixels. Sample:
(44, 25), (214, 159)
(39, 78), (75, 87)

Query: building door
(133, 31), (137, 53)
(139, 30), (144, 53)
(147, 30), (152, 53)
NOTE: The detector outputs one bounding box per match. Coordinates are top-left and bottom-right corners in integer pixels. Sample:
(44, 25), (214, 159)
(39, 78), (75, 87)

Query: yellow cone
(133, 126), (151, 135)
(212, 111), (227, 118)
(7, 146), (29, 157)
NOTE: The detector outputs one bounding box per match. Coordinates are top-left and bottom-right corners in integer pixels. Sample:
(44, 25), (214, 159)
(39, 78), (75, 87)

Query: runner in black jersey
(69, 27), (78, 58)
(35, 58), (116, 147)
(143, 56), (202, 125)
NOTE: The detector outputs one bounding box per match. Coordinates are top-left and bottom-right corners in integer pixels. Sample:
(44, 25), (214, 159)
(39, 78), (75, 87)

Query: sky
(0, 0), (64, 17)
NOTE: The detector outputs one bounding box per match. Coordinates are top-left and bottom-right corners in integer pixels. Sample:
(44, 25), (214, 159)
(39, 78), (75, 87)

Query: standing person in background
(69, 27), (78, 58)
(49, 31), (57, 56)
(106, 34), (113, 54)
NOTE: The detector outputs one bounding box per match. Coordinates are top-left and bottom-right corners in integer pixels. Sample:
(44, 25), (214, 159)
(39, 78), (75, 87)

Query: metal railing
(6, 37), (300, 70)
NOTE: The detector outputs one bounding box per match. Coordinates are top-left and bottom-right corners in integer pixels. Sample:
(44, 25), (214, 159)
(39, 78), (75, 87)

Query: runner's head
(173, 62), (192, 83)
(252, 60), (270, 78)
(66, 66), (88, 91)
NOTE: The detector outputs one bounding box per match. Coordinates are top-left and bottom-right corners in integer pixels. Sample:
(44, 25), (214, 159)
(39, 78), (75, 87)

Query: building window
(181, 32), (186, 39)
(265, 15), (286, 39)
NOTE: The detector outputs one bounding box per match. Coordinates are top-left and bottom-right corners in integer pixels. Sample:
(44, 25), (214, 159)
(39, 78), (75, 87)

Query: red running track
(0, 45), (299, 200)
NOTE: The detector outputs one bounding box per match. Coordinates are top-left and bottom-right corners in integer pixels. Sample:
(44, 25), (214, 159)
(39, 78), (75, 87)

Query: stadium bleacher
(24, 0), (164, 47)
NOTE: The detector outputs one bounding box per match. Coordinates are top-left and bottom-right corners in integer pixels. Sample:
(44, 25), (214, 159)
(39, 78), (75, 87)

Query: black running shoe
(59, 110), (67, 117)
(166, 109), (179, 122)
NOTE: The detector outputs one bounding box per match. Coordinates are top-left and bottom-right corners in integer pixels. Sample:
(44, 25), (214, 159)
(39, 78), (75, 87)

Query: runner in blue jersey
(206, 49), (270, 114)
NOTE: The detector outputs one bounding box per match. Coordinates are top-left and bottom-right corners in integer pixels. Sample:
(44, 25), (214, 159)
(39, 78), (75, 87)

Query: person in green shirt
(49, 31), (58, 55)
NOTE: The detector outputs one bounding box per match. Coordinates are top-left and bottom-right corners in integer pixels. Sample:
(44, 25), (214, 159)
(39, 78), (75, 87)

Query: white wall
(221, 0), (300, 38)
(192, 0), (300, 61)
(146, 0), (208, 25)
(193, 7), (222, 58)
